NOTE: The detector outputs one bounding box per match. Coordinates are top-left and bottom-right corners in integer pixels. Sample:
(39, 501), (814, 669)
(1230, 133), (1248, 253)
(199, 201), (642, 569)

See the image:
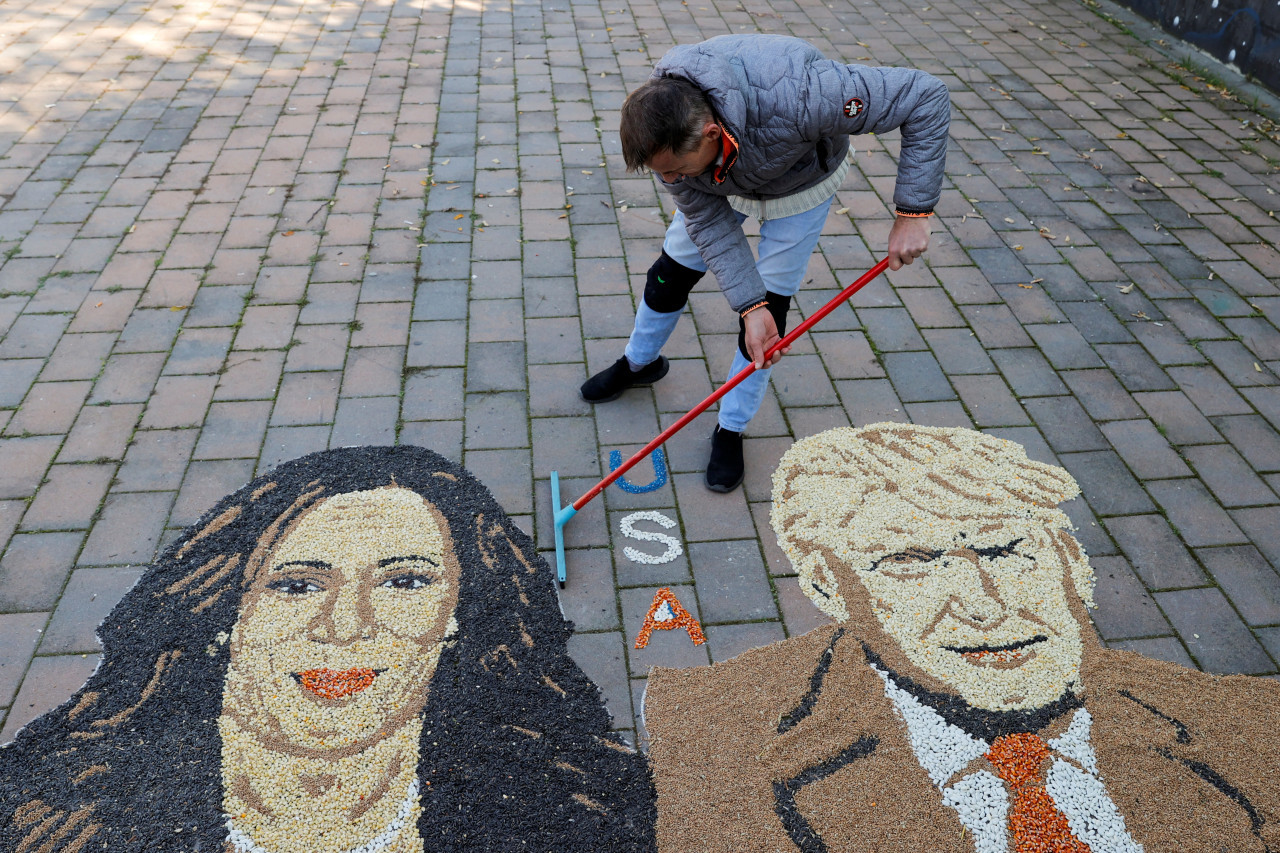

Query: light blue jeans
(624, 198), (831, 432)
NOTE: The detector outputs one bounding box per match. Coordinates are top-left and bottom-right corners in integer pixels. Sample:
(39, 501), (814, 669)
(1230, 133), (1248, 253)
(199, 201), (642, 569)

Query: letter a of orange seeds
(634, 587), (706, 649)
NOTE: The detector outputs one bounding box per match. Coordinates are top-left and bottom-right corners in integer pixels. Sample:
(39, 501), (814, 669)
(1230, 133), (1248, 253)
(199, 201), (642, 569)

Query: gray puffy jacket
(651, 34), (951, 312)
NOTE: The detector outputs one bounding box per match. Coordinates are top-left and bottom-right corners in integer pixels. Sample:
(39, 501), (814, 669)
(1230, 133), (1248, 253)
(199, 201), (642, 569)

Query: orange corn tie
(986, 732), (1091, 853)
(298, 668), (377, 699)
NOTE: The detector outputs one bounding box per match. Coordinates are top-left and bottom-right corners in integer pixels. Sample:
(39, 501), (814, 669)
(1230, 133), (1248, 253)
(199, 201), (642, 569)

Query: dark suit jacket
(645, 625), (1280, 852)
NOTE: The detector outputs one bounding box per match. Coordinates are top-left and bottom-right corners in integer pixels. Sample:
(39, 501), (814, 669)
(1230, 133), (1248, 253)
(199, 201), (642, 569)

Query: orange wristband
(895, 208), (934, 218)
(740, 300), (769, 318)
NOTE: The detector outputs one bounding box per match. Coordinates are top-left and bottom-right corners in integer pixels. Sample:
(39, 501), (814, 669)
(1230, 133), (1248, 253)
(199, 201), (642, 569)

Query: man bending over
(579, 34), (951, 492)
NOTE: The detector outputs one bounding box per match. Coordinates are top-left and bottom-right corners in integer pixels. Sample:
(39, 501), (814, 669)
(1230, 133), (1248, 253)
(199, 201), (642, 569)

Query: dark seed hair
(619, 76), (714, 172)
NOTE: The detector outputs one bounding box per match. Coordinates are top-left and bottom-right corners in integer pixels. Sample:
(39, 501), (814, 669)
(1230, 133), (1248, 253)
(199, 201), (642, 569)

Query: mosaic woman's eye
(268, 578), (321, 595)
(382, 574), (434, 590)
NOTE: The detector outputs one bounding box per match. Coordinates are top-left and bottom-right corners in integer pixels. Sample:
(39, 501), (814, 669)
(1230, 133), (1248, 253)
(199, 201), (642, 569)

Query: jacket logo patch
(844, 97), (865, 118)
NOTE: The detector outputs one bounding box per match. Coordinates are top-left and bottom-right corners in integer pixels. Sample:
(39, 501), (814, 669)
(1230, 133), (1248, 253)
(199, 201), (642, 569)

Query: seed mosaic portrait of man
(645, 423), (1280, 853)
(0, 446), (655, 853)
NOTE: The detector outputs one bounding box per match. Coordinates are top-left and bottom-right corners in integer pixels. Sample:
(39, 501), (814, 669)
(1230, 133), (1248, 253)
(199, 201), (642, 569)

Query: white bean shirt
(871, 665), (1144, 853)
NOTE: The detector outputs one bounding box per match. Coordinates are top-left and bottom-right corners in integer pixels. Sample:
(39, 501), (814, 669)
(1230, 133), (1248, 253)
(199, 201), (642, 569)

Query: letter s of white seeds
(619, 511), (684, 565)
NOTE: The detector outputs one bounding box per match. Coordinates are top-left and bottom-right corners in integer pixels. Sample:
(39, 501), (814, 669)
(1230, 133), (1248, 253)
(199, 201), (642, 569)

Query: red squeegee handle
(571, 257), (891, 512)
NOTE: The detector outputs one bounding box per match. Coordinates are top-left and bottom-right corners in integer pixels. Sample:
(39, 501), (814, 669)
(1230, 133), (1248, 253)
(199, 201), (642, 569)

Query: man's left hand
(887, 215), (932, 271)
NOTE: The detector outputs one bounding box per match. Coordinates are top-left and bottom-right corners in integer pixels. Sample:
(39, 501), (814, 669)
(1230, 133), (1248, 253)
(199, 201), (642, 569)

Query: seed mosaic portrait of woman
(0, 446), (656, 853)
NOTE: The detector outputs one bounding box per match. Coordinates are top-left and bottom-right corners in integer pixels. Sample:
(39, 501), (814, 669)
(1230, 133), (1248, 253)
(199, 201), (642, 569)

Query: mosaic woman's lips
(293, 668), (382, 699)
(944, 635), (1048, 667)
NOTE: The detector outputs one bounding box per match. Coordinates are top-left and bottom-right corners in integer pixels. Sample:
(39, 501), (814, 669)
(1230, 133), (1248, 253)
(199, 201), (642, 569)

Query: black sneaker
(580, 355), (669, 403)
(705, 426), (745, 493)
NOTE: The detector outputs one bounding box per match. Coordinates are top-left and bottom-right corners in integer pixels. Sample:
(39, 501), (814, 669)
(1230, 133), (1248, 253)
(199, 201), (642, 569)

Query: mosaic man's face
(223, 487), (461, 754)
(848, 517), (1084, 713)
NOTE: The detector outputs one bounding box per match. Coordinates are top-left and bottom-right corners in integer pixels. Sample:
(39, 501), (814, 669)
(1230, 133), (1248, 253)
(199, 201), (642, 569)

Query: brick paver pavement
(1, 0), (1279, 751)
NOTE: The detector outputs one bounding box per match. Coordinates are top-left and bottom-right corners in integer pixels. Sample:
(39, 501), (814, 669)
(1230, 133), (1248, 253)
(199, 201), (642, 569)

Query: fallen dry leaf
(453, 213), (464, 220)
(1018, 283), (1033, 289)
(836, 207), (850, 215)
(1256, 362), (1264, 373)
(1132, 311), (1149, 320)
(1118, 284), (1135, 293)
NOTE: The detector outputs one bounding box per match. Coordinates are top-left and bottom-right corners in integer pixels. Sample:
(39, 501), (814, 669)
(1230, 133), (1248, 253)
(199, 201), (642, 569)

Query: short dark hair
(619, 76), (714, 172)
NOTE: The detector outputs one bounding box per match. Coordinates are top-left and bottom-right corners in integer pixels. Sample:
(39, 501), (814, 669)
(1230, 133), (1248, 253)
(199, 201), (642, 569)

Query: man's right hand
(743, 308), (788, 369)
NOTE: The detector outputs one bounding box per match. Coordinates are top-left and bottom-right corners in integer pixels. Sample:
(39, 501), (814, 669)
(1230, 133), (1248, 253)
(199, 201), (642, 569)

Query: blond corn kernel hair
(771, 423), (1092, 621)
